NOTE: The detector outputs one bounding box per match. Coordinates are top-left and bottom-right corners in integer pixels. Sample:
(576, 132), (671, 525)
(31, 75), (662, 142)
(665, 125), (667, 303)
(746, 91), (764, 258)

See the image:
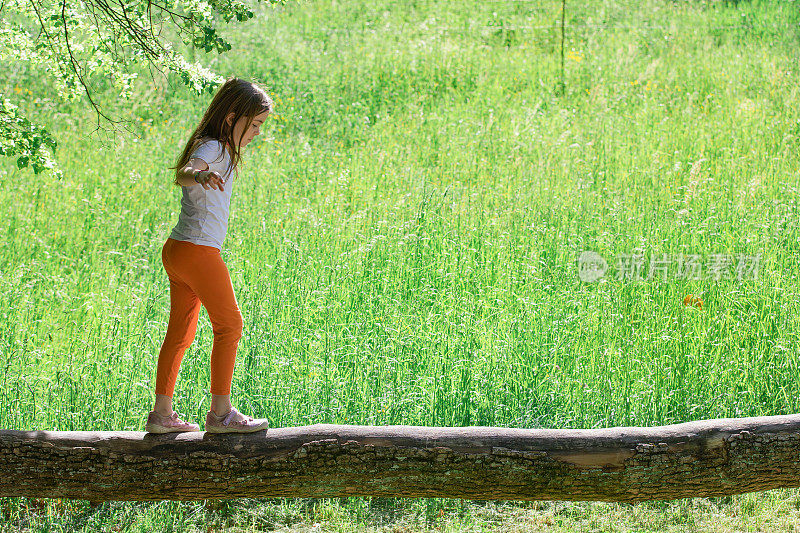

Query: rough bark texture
(3, 415), (800, 503)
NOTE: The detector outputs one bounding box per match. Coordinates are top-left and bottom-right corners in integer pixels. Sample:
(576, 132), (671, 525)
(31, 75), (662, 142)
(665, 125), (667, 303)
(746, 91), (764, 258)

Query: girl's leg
(194, 256), (243, 399)
(154, 277), (201, 403)
(174, 244), (268, 432)
(166, 242), (243, 401)
(153, 239), (202, 412)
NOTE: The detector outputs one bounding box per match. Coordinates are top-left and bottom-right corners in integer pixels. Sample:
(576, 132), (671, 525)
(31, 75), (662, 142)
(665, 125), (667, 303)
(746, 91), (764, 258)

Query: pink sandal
(144, 410), (201, 433)
(205, 407), (269, 433)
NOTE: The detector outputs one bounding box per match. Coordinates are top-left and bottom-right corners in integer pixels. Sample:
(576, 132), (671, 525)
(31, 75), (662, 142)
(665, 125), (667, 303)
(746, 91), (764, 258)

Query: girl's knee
(212, 313), (243, 338)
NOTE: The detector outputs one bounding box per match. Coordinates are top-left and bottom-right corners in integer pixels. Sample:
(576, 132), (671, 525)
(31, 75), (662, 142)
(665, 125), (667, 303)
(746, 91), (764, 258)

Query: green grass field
(1, 0), (800, 530)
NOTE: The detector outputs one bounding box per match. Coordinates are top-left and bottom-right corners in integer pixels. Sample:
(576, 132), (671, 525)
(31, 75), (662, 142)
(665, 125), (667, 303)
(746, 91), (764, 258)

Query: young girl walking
(145, 77), (273, 434)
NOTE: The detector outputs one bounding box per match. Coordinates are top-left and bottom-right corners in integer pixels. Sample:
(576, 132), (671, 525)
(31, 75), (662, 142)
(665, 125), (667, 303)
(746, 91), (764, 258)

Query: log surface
(3, 414), (800, 502)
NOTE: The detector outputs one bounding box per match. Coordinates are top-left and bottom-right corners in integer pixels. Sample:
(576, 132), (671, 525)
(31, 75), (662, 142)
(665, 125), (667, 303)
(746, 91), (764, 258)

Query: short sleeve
(190, 139), (225, 167)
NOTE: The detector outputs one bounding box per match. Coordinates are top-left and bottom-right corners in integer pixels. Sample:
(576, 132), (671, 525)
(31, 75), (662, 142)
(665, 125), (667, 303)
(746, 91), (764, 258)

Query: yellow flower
(566, 50), (583, 63)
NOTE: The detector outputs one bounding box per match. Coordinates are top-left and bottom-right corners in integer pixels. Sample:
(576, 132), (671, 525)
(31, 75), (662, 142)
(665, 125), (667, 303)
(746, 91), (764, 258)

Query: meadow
(1, 0), (799, 530)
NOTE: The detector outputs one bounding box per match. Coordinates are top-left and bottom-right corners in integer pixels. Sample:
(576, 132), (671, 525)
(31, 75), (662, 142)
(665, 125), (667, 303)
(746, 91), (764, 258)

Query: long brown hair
(170, 77), (273, 186)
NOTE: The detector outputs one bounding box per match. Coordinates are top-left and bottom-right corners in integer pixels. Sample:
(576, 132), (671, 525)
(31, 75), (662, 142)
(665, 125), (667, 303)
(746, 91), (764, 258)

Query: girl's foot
(205, 407), (269, 433)
(145, 410), (201, 433)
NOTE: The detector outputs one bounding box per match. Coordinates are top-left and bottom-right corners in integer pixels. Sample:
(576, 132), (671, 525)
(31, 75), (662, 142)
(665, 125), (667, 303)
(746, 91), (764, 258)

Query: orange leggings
(155, 237), (243, 397)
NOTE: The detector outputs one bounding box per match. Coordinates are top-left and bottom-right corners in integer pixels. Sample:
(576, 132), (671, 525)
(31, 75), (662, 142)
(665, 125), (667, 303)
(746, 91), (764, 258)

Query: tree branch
(60, 0), (123, 135)
(27, 0), (69, 83)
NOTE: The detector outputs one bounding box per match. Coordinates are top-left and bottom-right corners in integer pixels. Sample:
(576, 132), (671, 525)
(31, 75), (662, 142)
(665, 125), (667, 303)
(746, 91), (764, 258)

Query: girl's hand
(197, 170), (224, 191)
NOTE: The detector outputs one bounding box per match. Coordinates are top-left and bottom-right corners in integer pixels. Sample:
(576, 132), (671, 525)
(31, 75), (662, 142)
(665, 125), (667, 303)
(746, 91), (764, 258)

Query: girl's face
(227, 111), (269, 148)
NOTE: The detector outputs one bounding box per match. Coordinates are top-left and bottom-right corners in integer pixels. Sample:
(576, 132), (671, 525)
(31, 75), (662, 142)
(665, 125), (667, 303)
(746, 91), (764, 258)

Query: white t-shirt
(169, 138), (235, 251)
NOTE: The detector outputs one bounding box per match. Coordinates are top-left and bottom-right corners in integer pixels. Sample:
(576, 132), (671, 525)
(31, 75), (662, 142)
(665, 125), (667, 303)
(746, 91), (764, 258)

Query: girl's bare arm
(175, 158), (223, 191)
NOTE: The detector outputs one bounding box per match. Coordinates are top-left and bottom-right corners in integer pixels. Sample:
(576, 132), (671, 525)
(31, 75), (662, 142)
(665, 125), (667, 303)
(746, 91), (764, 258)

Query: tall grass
(1, 0), (799, 529)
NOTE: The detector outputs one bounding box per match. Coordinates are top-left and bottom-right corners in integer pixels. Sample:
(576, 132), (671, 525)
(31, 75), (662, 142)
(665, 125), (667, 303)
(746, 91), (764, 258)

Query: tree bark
(3, 414), (800, 503)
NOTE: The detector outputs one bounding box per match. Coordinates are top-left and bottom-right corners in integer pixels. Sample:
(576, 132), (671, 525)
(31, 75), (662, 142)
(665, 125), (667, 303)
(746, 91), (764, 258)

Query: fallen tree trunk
(2, 414), (800, 503)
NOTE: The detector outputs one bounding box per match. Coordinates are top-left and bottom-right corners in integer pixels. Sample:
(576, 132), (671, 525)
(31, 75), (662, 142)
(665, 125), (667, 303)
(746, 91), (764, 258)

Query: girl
(144, 77), (273, 434)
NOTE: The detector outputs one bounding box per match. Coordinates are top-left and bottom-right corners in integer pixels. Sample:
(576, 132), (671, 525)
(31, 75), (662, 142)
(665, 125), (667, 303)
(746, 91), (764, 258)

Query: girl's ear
(225, 112), (234, 127)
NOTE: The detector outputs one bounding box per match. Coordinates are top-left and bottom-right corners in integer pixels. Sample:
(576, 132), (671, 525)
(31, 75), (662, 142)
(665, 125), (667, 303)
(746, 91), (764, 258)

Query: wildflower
(683, 294), (703, 309)
(566, 50), (583, 63)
